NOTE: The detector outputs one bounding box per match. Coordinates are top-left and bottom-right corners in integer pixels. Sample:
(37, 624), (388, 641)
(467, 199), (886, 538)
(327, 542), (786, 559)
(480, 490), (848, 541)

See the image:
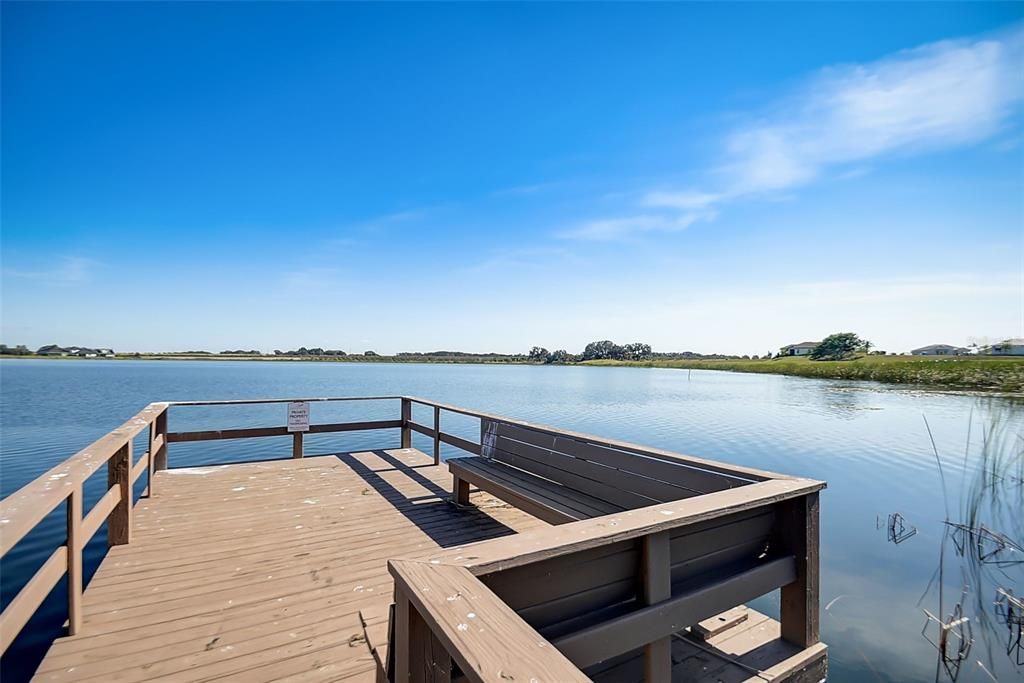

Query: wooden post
(452, 475), (470, 505)
(66, 485), (83, 634)
(394, 588), (411, 681)
(145, 419), (156, 497)
(777, 492), (820, 648)
(641, 531), (672, 683)
(153, 408), (169, 472)
(107, 441), (133, 546)
(292, 432), (304, 459)
(394, 586), (451, 683)
(401, 398), (412, 449)
(432, 406), (441, 465)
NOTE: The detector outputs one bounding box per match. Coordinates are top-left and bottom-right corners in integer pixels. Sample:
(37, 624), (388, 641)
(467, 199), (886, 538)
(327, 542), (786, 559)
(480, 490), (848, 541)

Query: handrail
(389, 559), (589, 683)
(0, 402), (167, 556)
(0, 402), (168, 652)
(426, 477), (822, 574)
(396, 478), (824, 679)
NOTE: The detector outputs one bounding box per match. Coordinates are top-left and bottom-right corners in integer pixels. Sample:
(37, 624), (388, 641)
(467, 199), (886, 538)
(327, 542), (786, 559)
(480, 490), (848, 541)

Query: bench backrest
(478, 505), (781, 646)
(480, 419), (751, 509)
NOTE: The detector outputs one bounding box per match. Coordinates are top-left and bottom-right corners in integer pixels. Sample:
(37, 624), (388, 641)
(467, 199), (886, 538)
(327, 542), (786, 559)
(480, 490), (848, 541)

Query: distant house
(67, 347), (100, 357)
(981, 338), (1024, 356)
(910, 344), (969, 356)
(36, 344), (68, 356)
(779, 341), (818, 357)
(98, 348), (115, 357)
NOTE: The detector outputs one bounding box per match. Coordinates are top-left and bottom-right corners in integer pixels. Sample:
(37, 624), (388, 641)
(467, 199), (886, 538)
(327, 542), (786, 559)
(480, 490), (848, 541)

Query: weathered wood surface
(406, 396), (791, 483)
(33, 450), (544, 682)
(428, 478), (824, 575)
(390, 560), (588, 683)
(447, 456), (619, 524)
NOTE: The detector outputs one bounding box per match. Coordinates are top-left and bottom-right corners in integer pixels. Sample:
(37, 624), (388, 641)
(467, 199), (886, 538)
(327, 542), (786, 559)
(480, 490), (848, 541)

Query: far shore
(4, 352), (1023, 393)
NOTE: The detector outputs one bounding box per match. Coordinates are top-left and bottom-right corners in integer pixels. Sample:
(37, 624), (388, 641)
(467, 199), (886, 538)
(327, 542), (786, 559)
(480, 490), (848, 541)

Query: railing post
(107, 441), (133, 546)
(394, 588), (411, 681)
(777, 492), (820, 648)
(401, 398), (412, 449)
(66, 485), (83, 634)
(432, 406), (441, 465)
(292, 432), (304, 459)
(641, 531), (672, 682)
(393, 585), (452, 682)
(153, 407), (169, 472)
(145, 419), (156, 497)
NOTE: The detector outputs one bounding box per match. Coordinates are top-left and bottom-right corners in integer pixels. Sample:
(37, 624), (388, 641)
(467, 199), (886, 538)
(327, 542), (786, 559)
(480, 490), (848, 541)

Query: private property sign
(287, 401), (310, 432)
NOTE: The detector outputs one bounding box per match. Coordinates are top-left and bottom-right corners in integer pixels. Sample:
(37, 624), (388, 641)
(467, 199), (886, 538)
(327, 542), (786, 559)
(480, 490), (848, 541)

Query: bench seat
(448, 456), (623, 524)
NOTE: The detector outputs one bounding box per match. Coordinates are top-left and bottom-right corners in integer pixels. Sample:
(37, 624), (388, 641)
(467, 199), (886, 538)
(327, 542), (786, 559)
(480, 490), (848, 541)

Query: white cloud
(563, 23), (1024, 241)
(719, 24), (1024, 197)
(3, 256), (99, 284)
(642, 191), (723, 211)
(558, 212), (707, 241)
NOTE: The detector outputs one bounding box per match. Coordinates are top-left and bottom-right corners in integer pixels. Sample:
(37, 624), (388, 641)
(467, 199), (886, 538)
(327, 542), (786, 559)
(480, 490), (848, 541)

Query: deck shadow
(334, 450), (521, 549)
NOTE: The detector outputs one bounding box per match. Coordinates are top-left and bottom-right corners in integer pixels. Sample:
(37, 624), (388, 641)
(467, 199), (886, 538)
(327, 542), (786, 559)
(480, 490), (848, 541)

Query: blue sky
(2, 2), (1022, 355)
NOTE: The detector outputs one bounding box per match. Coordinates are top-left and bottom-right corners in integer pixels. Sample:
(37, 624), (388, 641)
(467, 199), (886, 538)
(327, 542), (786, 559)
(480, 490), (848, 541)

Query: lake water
(1, 359), (1021, 682)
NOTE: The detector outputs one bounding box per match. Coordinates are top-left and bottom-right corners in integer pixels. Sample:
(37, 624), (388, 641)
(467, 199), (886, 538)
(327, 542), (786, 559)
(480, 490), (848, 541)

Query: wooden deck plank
(33, 450), (543, 682)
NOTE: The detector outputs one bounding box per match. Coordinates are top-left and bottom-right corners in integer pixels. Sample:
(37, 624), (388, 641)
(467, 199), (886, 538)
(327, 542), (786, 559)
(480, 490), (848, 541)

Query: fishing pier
(1, 396), (826, 682)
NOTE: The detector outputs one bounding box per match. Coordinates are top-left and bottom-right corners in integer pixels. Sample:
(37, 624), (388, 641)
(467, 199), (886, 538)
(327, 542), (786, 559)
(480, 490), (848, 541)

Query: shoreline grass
(582, 355), (1024, 393)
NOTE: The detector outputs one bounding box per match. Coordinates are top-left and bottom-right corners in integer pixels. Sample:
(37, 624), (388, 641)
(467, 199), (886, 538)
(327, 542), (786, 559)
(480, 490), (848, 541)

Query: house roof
(783, 341), (819, 348)
(911, 344), (964, 352)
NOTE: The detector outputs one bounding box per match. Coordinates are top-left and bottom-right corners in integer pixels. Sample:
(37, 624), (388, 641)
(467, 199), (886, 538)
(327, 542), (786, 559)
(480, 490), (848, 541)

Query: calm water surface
(1, 360), (1022, 682)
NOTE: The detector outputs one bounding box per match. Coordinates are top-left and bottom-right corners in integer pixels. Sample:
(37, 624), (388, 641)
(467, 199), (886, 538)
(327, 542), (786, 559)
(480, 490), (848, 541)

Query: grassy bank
(583, 355), (1024, 393)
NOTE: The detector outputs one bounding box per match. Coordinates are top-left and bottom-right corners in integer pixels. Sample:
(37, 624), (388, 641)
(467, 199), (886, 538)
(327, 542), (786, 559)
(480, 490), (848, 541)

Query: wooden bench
(448, 419), (756, 524)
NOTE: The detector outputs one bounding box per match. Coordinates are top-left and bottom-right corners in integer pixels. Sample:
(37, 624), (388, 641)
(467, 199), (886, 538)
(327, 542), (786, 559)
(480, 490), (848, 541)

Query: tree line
(528, 340), (653, 364)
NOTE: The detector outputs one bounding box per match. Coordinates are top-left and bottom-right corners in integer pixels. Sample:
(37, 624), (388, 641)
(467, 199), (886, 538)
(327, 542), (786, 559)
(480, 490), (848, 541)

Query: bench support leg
(452, 475), (470, 505)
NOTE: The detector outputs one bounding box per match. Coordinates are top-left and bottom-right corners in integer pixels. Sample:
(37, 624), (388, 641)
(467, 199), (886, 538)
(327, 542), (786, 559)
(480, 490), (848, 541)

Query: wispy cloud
(3, 256), (99, 284)
(465, 246), (578, 273)
(562, 23), (1024, 241)
(557, 213), (708, 241)
(714, 23), (1024, 198)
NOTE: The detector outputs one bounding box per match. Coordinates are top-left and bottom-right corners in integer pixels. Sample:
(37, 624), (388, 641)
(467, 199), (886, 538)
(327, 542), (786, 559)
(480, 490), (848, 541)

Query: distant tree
(273, 350), (283, 356)
(548, 349), (572, 364)
(528, 346), (550, 362)
(364, 350), (378, 356)
(622, 342), (653, 361)
(582, 340), (625, 361)
(810, 333), (870, 361)
(765, 351), (773, 359)
(0, 344), (31, 356)
(751, 354), (760, 360)
(741, 354), (750, 359)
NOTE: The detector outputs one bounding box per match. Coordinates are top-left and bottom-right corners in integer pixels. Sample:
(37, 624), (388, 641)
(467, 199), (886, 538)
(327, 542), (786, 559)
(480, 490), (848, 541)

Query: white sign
(287, 401), (310, 432)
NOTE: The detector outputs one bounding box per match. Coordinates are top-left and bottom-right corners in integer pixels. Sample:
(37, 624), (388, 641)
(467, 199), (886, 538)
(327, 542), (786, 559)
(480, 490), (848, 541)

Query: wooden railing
(391, 477), (825, 681)
(0, 402), (168, 651)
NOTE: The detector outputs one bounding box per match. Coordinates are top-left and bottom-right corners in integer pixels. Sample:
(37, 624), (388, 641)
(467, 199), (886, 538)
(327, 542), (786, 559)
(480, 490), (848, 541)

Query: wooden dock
(1, 396), (827, 682)
(31, 450), (541, 682)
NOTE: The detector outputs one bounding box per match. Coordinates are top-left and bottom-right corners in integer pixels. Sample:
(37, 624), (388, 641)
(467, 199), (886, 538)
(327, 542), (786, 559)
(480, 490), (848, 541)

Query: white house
(910, 344), (969, 356)
(981, 338), (1024, 356)
(780, 341), (818, 356)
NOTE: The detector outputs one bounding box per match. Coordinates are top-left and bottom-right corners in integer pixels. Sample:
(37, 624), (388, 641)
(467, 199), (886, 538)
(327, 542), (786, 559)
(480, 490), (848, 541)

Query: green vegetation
(584, 355), (1024, 393)
(808, 332), (870, 360)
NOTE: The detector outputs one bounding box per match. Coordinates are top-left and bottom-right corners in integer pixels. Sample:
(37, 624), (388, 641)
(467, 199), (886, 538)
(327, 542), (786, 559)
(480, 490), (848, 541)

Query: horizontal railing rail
(398, 477), (824, 680)
(0, 402), (168, 652)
